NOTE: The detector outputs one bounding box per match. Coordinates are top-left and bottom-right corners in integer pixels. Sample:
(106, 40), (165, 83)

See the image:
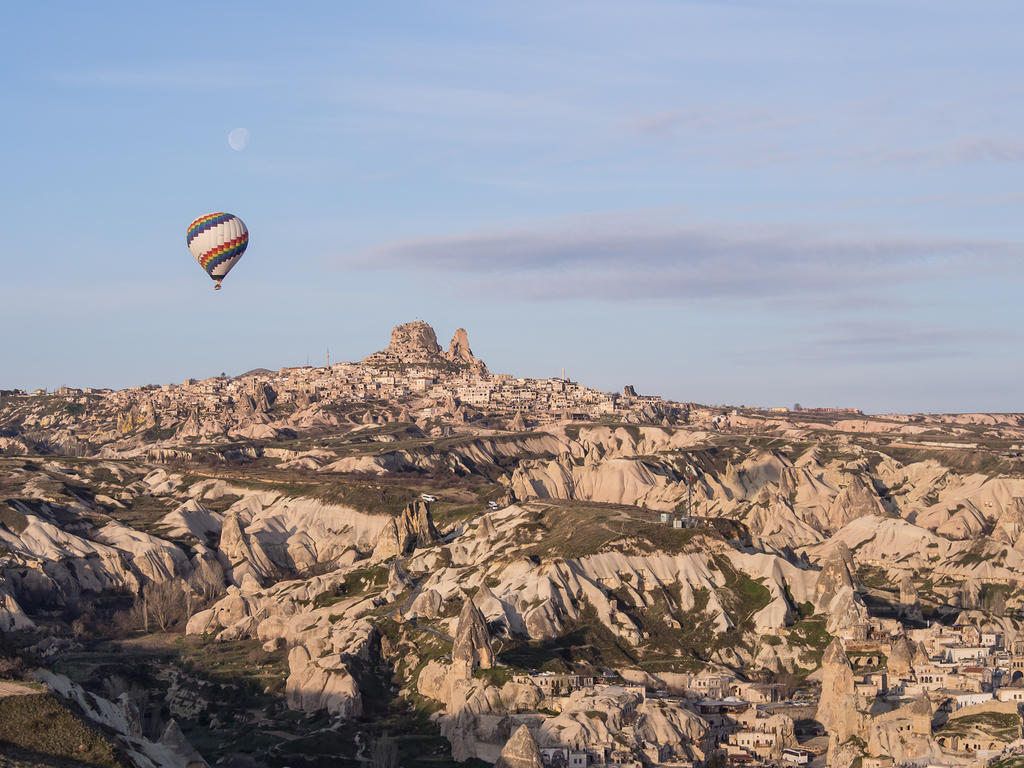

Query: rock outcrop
(865, 694), (935, 765)
(372, 501), (442, 561)
(495, 725), (544, 768)
(445, 328), (487, 374)
(825, 475), (886, 528)
(0, 580), (35, 632)
(452, 594), (495, 678)
(218, 513), (279, 586)
(887, 635), (916, 678)
(239, 380), (276, 415)
(362, 321), (487, 372)
(813, 543), (868, 634)
(817, 639), (860, 747)
(898, 572), (923, 621)
(813, 543), (857, 609)
(285, 645), (362, 717)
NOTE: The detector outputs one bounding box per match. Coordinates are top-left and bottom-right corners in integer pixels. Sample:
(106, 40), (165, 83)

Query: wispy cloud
(338, 216), (1016, 304)
(795, 321), (1017, 363)
(856, 136), (1024, 167)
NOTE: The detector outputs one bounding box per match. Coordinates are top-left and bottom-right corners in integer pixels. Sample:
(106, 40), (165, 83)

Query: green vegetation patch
(787, 617), (832, 668)
(517, 501), (726, 561)
(883, 444), (1017, 477)
(313, 566), (389, 608)
(178, 636), (288, 698)
(473, 667), (512, 687)
(938, 711), (1022, 742)
(498, 604), (636, 672)
(0, 502), (28, 534)
(0, 693), (122, 768)
(711, 555), (772, 630)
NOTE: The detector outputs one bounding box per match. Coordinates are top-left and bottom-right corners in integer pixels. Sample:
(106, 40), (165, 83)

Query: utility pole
(327, 347), (330, 367)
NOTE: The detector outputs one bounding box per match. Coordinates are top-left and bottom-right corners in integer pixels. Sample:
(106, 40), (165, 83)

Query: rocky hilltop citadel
(362, 321), (488, 375)
(3, 322), (1024, 768)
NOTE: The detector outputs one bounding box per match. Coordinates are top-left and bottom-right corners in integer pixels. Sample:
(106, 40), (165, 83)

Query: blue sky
(2, 2), (1023, 413)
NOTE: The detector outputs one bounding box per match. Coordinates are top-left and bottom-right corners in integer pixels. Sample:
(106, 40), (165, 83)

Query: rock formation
(813, 543), (868, 634)
(390, 321), (441, 359)
(495, 725), (543, 768)
(445, 328), (487, 374)
(285, 645), (362, 717)
(362, 321), (487, 372)
(814, 543), (857, 608)
(817, 639), (860, 747)
(452, 593), (495, 678)
(960, 579), (982, 610)
(239, 380), (276, 415)
(0, 580), (35, 632)
(826, 475), (886, 527)
(865, 694), (935, 765)
(372, 500), (442, 561)
(218, 513), (280, 585)
(887, 635), (916, 677)
(898, 572), (923, 621)
(17, 320), (1024, 766)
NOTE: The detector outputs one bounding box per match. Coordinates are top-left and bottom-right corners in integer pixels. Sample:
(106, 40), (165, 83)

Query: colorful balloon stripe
(186, 212), (233, 245)
(203, 240), (248, 276)
(199, 234), (248, 270)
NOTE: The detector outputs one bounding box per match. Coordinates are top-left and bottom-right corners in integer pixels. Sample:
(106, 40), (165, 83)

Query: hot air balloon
(186, 212), (248, 290)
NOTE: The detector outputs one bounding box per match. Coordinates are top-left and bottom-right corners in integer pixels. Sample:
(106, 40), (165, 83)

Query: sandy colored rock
(445, 328), (488, 374)
(452, 593), (495, 677)
(887, 635), (916, 677)
(372, 500), (442, 562)
(816, 639), (860, 744)
(898, 572), (923, 621)
(218, 512), (279, 585)
(495, 725), (543, 768)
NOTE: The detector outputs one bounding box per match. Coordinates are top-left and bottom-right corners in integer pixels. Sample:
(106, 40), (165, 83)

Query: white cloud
(340, 215), (1016, 304)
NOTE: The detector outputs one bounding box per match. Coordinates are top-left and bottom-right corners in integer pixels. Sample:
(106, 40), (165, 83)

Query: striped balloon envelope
(186, 212), (248, 290)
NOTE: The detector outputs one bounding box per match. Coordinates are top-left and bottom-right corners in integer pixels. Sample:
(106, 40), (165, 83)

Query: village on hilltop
(4, 323), (1024, 768)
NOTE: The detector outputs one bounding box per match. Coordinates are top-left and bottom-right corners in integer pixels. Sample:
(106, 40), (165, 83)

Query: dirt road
(0, 680), (41, 698)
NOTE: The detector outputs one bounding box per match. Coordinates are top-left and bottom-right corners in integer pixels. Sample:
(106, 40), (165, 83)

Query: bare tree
(140, 578), (189, 632)
(189, 559), (226, 606)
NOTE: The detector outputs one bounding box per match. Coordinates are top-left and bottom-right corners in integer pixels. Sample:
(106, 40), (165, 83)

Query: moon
(228, 127), (249, 151)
